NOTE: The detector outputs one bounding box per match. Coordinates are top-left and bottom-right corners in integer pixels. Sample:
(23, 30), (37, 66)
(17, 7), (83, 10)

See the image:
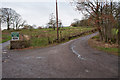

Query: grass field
(2, 27), (93, 47)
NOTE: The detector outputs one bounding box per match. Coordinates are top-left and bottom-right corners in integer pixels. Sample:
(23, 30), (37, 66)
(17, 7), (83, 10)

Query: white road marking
(85, 69), (89, 73)
(71, 45), (86, 60)
(36, 57), (44, 59)
(70, 32), (99, 60)
(25, 56), (45, 60)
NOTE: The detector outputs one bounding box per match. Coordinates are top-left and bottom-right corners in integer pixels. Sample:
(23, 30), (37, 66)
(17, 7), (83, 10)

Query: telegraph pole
(118, 12), (120, 54)
(56, 0), (59, 40)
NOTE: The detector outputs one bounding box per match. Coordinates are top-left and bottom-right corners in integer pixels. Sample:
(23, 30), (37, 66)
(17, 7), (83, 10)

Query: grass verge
(88, 35), (119, 56)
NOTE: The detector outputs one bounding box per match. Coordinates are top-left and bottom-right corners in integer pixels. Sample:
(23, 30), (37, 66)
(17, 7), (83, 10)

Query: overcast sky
(1, 0), (118, 30)
(1, 0), (119, 2)
(1, 0), (71, 2)
(1, 0), (84, 30)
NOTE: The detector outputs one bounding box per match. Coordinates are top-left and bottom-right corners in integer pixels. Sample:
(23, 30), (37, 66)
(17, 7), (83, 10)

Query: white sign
(11, 32), (19, 40)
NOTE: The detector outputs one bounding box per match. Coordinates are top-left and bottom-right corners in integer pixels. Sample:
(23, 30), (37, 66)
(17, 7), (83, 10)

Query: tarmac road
(2, 33), (118, 78)
(0, 40), (10, 49)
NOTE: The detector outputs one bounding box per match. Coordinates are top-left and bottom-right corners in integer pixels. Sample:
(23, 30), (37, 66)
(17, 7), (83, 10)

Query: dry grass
(88, 35), (119, 56)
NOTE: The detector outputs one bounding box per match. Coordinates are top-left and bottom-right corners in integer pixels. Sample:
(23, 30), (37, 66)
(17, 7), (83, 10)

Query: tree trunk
(96, 1), (104, 41)
(7, 22), (10, 30)
(98, 27), (103, 41)
(7, 18), (10, 30)
(16, 24), (18, 30)
(53, 24), (55, 30)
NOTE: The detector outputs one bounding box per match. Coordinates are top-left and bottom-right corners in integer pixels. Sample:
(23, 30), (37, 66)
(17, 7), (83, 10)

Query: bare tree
(1, 8), (16, 30)
(58, 19), (63, 28)
(74, 19), (80, 27)
(72, 0), (104, 39)
(13, 17), (26, 30)
(32, 24), (37, 29)
(19, 20), (26, 29)
(12, 13), (22, 29)
(116, 2), (120, 47)
(1, 8), (26, 30)
(72, 0), (119, 43)
(48, 13), (56, 30)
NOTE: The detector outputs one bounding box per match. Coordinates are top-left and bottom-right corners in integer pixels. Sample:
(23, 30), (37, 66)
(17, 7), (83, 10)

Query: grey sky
(1, 0), (84, 29)
(1, 0), (70, 2)
(1, 0), (119, 2)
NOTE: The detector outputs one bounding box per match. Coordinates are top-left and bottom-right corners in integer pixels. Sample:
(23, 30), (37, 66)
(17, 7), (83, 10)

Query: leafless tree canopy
(47, 13), (63, 30)
(0, 8), (26, 30)
(72, 0), (120, 43)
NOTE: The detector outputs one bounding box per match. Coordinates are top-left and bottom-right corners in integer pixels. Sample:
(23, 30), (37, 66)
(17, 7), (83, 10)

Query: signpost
(11, 32), (19, 40)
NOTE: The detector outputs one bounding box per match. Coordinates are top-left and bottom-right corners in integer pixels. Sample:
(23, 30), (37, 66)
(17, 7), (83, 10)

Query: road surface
(2, 33), (118, 78)
(0, 40), (10, 79)
(0, 40), (10, 49)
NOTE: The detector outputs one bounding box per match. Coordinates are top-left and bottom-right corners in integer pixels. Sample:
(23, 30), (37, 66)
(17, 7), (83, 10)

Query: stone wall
(10, 40), (30, 49)
(52, 28), (98, 43)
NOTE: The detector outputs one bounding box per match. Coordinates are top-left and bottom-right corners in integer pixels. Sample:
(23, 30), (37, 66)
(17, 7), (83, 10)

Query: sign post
(11, 32), (19, 40)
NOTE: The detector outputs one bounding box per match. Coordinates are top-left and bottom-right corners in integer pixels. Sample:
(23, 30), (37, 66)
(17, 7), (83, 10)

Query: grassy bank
(1, 30), (11, 43)
(2, 27), (93, 47)
(97, 47), (118, 54)
(88, 35), (119, 56)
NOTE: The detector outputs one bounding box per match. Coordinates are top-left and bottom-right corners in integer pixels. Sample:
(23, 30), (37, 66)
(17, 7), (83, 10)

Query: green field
(2, 27), (93, 47)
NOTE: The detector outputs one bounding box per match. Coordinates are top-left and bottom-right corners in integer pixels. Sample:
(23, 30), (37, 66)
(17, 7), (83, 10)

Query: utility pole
(118, 12), (120, 54)
(56, 0), (59, 40)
